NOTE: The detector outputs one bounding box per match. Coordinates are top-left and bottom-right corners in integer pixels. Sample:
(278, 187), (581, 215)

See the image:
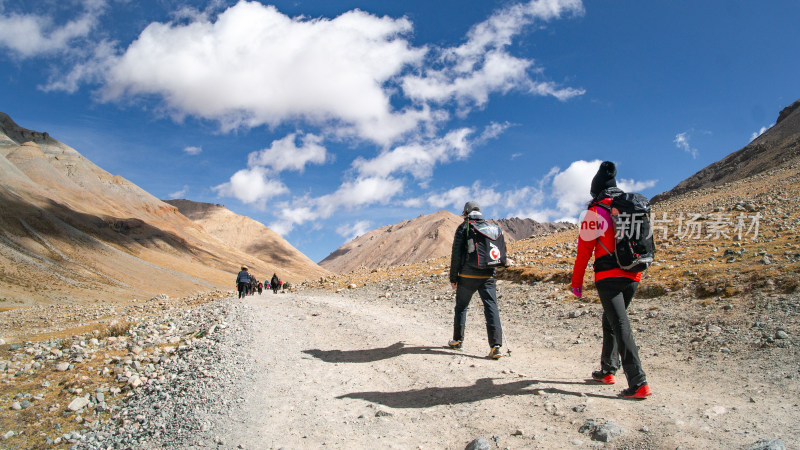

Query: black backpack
(465, 220), (508, 269)
(593, 193), (655, 273)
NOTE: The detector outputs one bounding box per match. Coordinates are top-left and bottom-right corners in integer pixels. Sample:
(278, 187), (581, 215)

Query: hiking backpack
(465, 221), (508, 269)
(593, 192), (655, 272)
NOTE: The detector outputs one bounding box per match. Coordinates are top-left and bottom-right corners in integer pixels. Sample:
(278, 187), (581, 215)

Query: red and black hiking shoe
(621, 383), (652, 399)
(591, 370), (616, 385)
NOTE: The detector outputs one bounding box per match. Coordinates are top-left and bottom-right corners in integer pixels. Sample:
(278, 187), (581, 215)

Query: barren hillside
(165, 199), (330, 282)
(319, 210), (463, 274)
(0, 113), (319, 307)
(652, 98), (800, 202)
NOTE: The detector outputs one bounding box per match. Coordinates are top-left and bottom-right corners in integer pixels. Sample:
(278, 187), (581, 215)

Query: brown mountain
(652, 99), (800, 203)
(0, 112), (324, 306)
(491, 217), (573, 241)
(319, 210), (463, 274)
(319, 211), (575, 274)
(164, 199), (329, 282)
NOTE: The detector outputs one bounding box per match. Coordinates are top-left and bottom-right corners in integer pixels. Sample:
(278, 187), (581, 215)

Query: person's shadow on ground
(302, 341), (484, 363)
(338, 377), (538, 408)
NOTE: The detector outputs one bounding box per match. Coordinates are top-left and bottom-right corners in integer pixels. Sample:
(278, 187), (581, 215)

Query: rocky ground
(1, 159), (798, 449)
(1, 273), (797, 448)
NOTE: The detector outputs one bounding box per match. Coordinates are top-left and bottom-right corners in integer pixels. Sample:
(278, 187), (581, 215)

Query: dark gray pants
(453, 277), (503, 347)
(596, 277), (646, 387)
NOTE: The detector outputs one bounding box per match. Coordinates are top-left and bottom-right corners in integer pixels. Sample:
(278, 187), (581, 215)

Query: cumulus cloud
(269, 176), (404, 235)
(95, 2), (428, 145)
(674, 132), (698, 158)
(247, 133), (328, 173)
(183, 146), (202, 155)
(0, 0), (106, 58)
(353, 128), (473, 179)
(213, 166), (288, 209)
(412, 160), (656, 223)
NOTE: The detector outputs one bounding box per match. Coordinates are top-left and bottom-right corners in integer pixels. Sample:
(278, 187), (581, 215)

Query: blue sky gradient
(1, 0), (798, 262)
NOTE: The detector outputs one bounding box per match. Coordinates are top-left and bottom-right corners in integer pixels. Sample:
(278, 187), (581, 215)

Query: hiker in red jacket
(571, 161), (652, 399)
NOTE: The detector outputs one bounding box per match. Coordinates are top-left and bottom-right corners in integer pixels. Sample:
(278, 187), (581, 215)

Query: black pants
(453, 277), (503, 347)
(237, 282), (247, 299)
(595, 277), (646, 387)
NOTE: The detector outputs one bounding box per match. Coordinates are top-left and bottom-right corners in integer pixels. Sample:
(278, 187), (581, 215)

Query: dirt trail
(218, 291), (796, 449)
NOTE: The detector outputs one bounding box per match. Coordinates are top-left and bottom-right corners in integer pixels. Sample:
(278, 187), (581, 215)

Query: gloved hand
(572, 286), (583, 298)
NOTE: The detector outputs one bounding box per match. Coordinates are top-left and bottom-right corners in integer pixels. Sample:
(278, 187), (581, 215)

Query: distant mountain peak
(0, 112), (53, 146)
(652, 99), (800, 203)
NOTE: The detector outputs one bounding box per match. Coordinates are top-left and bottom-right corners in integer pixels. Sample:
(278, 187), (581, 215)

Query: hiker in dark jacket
(236, 266), (250, 299)
(448, 201), (504, 359)
(271, 273), (280, 294)
(571, 161), (651, 399)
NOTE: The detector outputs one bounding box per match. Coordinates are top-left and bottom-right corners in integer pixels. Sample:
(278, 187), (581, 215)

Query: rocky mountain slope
(165, 199), (330, 281)
(492, 217), (573, 241)
(319, 210), (463, 274)
(652, 98), (800, 202)
(0, 113), (322, 306)
(319, 211), (573, 275)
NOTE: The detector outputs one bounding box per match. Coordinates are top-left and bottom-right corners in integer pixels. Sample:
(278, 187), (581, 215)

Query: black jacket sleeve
(449, 221), (468, 283)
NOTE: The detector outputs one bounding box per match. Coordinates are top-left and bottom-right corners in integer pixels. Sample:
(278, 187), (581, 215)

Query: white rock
(67, 397), (90, 412)
(55, 362), (70, 371)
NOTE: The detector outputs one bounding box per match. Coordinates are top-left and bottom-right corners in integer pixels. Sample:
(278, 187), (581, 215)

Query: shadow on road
(337, 377), (538, 408)
(302, 341), (485, 363)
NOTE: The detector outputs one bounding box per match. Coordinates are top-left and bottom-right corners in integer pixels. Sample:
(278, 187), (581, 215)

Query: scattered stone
(10, 402), (22, 411)
(573, 404), (587, 413)
(748, 439), (786, 450)
(579, 419), (625, 442)
(2, 431), (15, 440)
(67, 397), (90, 412)
(511, 429), (524, 436)
(55, 362), (70, 371)
(775, 330), (789, 340)
(374, 409), (393, 417)
(465, 437), (491, 450)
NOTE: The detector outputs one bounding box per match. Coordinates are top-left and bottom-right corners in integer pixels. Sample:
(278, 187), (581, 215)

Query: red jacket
(572, 198), (641, 288)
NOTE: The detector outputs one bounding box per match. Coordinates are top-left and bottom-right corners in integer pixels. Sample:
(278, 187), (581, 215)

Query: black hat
(590, 161), (617, 198)
(462, 201), (481, 216)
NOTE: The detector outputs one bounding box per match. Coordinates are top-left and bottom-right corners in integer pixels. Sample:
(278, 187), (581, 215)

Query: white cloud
(417, 160), (656, 224)
(618, 177), (657, 193)
(168, 184), (189, 199)
(337, 220), (373, 242)
(551, 159), (601, 216)
(400, 0), (585, 112)
(353, 128), (473, 179)
(95, 2), (429, 145)
(750, 124), (773, 142)
(247, 133), (328, 173)
(212, 166), (288, 208)
(269, 175), (404, 235)
(674, 132), (698, 158)
(0, 0), (106, 58)
(183, 146), (202, 155)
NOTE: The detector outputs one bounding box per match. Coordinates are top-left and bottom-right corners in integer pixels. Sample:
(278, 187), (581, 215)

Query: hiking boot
(448, 340), (463, 350)
(620, 383), (652, 399)
(488, 345), (503, 359)
(591, 370), (616, 385)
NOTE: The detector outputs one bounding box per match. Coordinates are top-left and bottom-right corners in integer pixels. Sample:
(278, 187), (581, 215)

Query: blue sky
(1, 0), (798, 263)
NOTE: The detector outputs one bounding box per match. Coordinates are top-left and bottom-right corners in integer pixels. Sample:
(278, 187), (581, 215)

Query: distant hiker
(236, 266), (250, 299)
(571, 161), (652, 399)
(448, 201), (505, 359)
(258, 281), (263, 295)
(271, 273), (280, 294)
